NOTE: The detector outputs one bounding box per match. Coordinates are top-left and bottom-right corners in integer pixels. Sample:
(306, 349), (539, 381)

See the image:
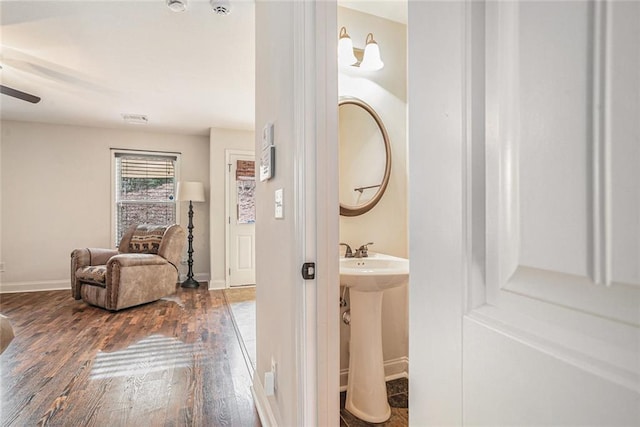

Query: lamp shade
(338, 27), (358, 66)
(359, 33), (384, 71)
(177, 181), (205, 202)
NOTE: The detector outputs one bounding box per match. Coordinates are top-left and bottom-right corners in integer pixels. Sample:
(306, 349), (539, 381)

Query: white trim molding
(251, 375), (279, 427)
(0, 279), (69, 294)
(1, 276), (216, 294)
(209, 279), (226, 290)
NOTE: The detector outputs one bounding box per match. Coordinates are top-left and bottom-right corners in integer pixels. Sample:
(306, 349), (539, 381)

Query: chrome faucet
(340, 243), (354, 258)
(354, 242), (374, 258)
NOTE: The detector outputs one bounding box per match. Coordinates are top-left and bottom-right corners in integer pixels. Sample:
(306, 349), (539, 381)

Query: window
(112, 150), (180, 245)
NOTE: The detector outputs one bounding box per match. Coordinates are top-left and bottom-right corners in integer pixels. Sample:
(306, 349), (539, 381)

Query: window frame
(110, 149), (181, 247)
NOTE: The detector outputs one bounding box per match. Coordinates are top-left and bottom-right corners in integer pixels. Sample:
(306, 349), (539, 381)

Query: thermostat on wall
(260, 122), (275, 182)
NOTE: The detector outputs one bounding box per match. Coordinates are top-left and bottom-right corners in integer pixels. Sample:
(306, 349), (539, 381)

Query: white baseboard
(3, 273), (212, 293)
(208, 279), (226, 290)
(251, 373), (279, 427)
(339, 356), (409, 391)
(0, 279), (69, 294)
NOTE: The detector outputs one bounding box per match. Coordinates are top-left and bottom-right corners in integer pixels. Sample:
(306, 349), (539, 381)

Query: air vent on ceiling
(122, 114), (149, 125)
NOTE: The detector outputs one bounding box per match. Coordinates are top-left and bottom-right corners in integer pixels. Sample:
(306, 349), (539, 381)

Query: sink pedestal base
(345, 289), (391, 423)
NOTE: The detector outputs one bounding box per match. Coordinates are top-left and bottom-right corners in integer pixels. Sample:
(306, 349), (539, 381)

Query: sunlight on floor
(90, 334), (204, 380)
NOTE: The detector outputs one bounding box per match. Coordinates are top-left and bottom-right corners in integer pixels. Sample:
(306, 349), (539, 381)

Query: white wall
(338, 6), (408, 384)
(254, 1), (340, 424)
(254, 2), (301, 425)
(208, 127), (254, 289)
(0, 121), (210, 291)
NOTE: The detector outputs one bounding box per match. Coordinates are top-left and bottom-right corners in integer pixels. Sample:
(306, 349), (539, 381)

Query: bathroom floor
(340, 377), (409, 427)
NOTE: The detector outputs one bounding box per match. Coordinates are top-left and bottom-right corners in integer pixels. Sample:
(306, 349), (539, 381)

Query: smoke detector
(167, 0), (188, 12)
(210, 0), (231, 15)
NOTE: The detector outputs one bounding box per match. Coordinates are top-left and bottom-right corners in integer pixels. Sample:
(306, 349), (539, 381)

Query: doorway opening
(336, 2), (409, 425)
(225, 149), (256, 287)
(224, 149), (257, 374)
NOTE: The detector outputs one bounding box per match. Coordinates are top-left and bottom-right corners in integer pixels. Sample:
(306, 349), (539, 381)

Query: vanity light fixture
(338, 27), (384, 71)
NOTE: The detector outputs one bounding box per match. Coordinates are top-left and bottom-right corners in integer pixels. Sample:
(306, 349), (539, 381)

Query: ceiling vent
(122, 114), (149, 125)
(210, 0), (231, 15)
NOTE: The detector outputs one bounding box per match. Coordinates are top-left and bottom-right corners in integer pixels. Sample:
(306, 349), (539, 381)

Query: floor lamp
(177, 181), (206, 288)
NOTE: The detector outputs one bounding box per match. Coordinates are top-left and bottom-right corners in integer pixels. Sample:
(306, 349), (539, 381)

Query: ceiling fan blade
(0, 84), (41, 103)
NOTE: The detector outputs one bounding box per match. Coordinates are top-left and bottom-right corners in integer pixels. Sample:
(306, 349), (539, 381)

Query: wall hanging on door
(236, 160), (255, 224)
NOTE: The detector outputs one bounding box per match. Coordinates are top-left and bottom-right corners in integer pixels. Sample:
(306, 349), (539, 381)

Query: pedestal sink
(340, 253), (409, 423)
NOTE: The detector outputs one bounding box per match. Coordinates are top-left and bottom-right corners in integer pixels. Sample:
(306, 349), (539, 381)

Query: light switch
(275, 188), (284, 219)
(264, 371), (275, 396)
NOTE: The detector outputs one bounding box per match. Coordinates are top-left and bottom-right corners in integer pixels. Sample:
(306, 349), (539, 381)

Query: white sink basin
(339, 252), (409, 423)
(340, 253), (409, 291)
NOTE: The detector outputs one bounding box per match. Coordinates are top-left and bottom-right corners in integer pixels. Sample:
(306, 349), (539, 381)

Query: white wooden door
(409, 1), (640, 425)
(226, 151), (256, 286)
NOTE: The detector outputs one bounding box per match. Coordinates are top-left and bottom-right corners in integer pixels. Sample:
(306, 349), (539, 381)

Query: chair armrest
(71, 247), (119, 300)
(107, 253), (168, 268)
(87, 248), (120, 266)
(71, 248), (119, 269)
(105, 254), (173, 310)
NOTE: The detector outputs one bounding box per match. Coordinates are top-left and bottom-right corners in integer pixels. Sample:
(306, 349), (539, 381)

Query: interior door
(227, 151), (256, 286)
(409, 1), (640, 425)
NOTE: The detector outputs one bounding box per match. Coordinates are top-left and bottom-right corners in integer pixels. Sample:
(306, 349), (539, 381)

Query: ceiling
(340, 0), (407, 25)
(0, 1), (405, 137)
(0, 0), (255, 136)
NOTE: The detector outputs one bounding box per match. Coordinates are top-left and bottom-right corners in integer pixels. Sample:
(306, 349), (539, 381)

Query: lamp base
(181, 277), (200, 288)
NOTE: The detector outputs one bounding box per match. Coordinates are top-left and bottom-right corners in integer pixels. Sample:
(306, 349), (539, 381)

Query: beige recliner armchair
(71, 224), (186, 311)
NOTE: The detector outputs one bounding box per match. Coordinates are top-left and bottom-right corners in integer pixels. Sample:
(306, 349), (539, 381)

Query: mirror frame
(339, 97), (392, 217)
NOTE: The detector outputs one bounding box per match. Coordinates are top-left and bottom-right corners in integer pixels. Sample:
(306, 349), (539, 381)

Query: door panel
(237, 235), (253, 269)
(409, 1), (640, 425)
(479, 0), (639, 420)
(227, 152), (256, 286)
(485, 0), (639, 328)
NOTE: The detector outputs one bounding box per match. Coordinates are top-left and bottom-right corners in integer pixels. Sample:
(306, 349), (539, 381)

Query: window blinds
(114, 152), (177, 244)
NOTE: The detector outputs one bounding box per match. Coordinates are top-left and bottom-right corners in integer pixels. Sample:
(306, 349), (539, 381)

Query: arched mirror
(339, 97), (391, 216)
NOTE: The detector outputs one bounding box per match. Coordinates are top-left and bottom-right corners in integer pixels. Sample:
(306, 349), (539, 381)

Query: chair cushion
(128, 224), (167, 254)
(76, 265), (107, 286)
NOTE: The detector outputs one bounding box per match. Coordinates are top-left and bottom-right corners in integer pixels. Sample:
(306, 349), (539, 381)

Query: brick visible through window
(113, 151), (178, 245)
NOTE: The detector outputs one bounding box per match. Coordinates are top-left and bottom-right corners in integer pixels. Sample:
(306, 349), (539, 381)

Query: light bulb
(338, 27), (358, 66)
(359, 33), (384, 71)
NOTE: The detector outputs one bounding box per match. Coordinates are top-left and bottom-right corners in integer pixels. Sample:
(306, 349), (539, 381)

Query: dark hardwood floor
(0, 288), (261, 427)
